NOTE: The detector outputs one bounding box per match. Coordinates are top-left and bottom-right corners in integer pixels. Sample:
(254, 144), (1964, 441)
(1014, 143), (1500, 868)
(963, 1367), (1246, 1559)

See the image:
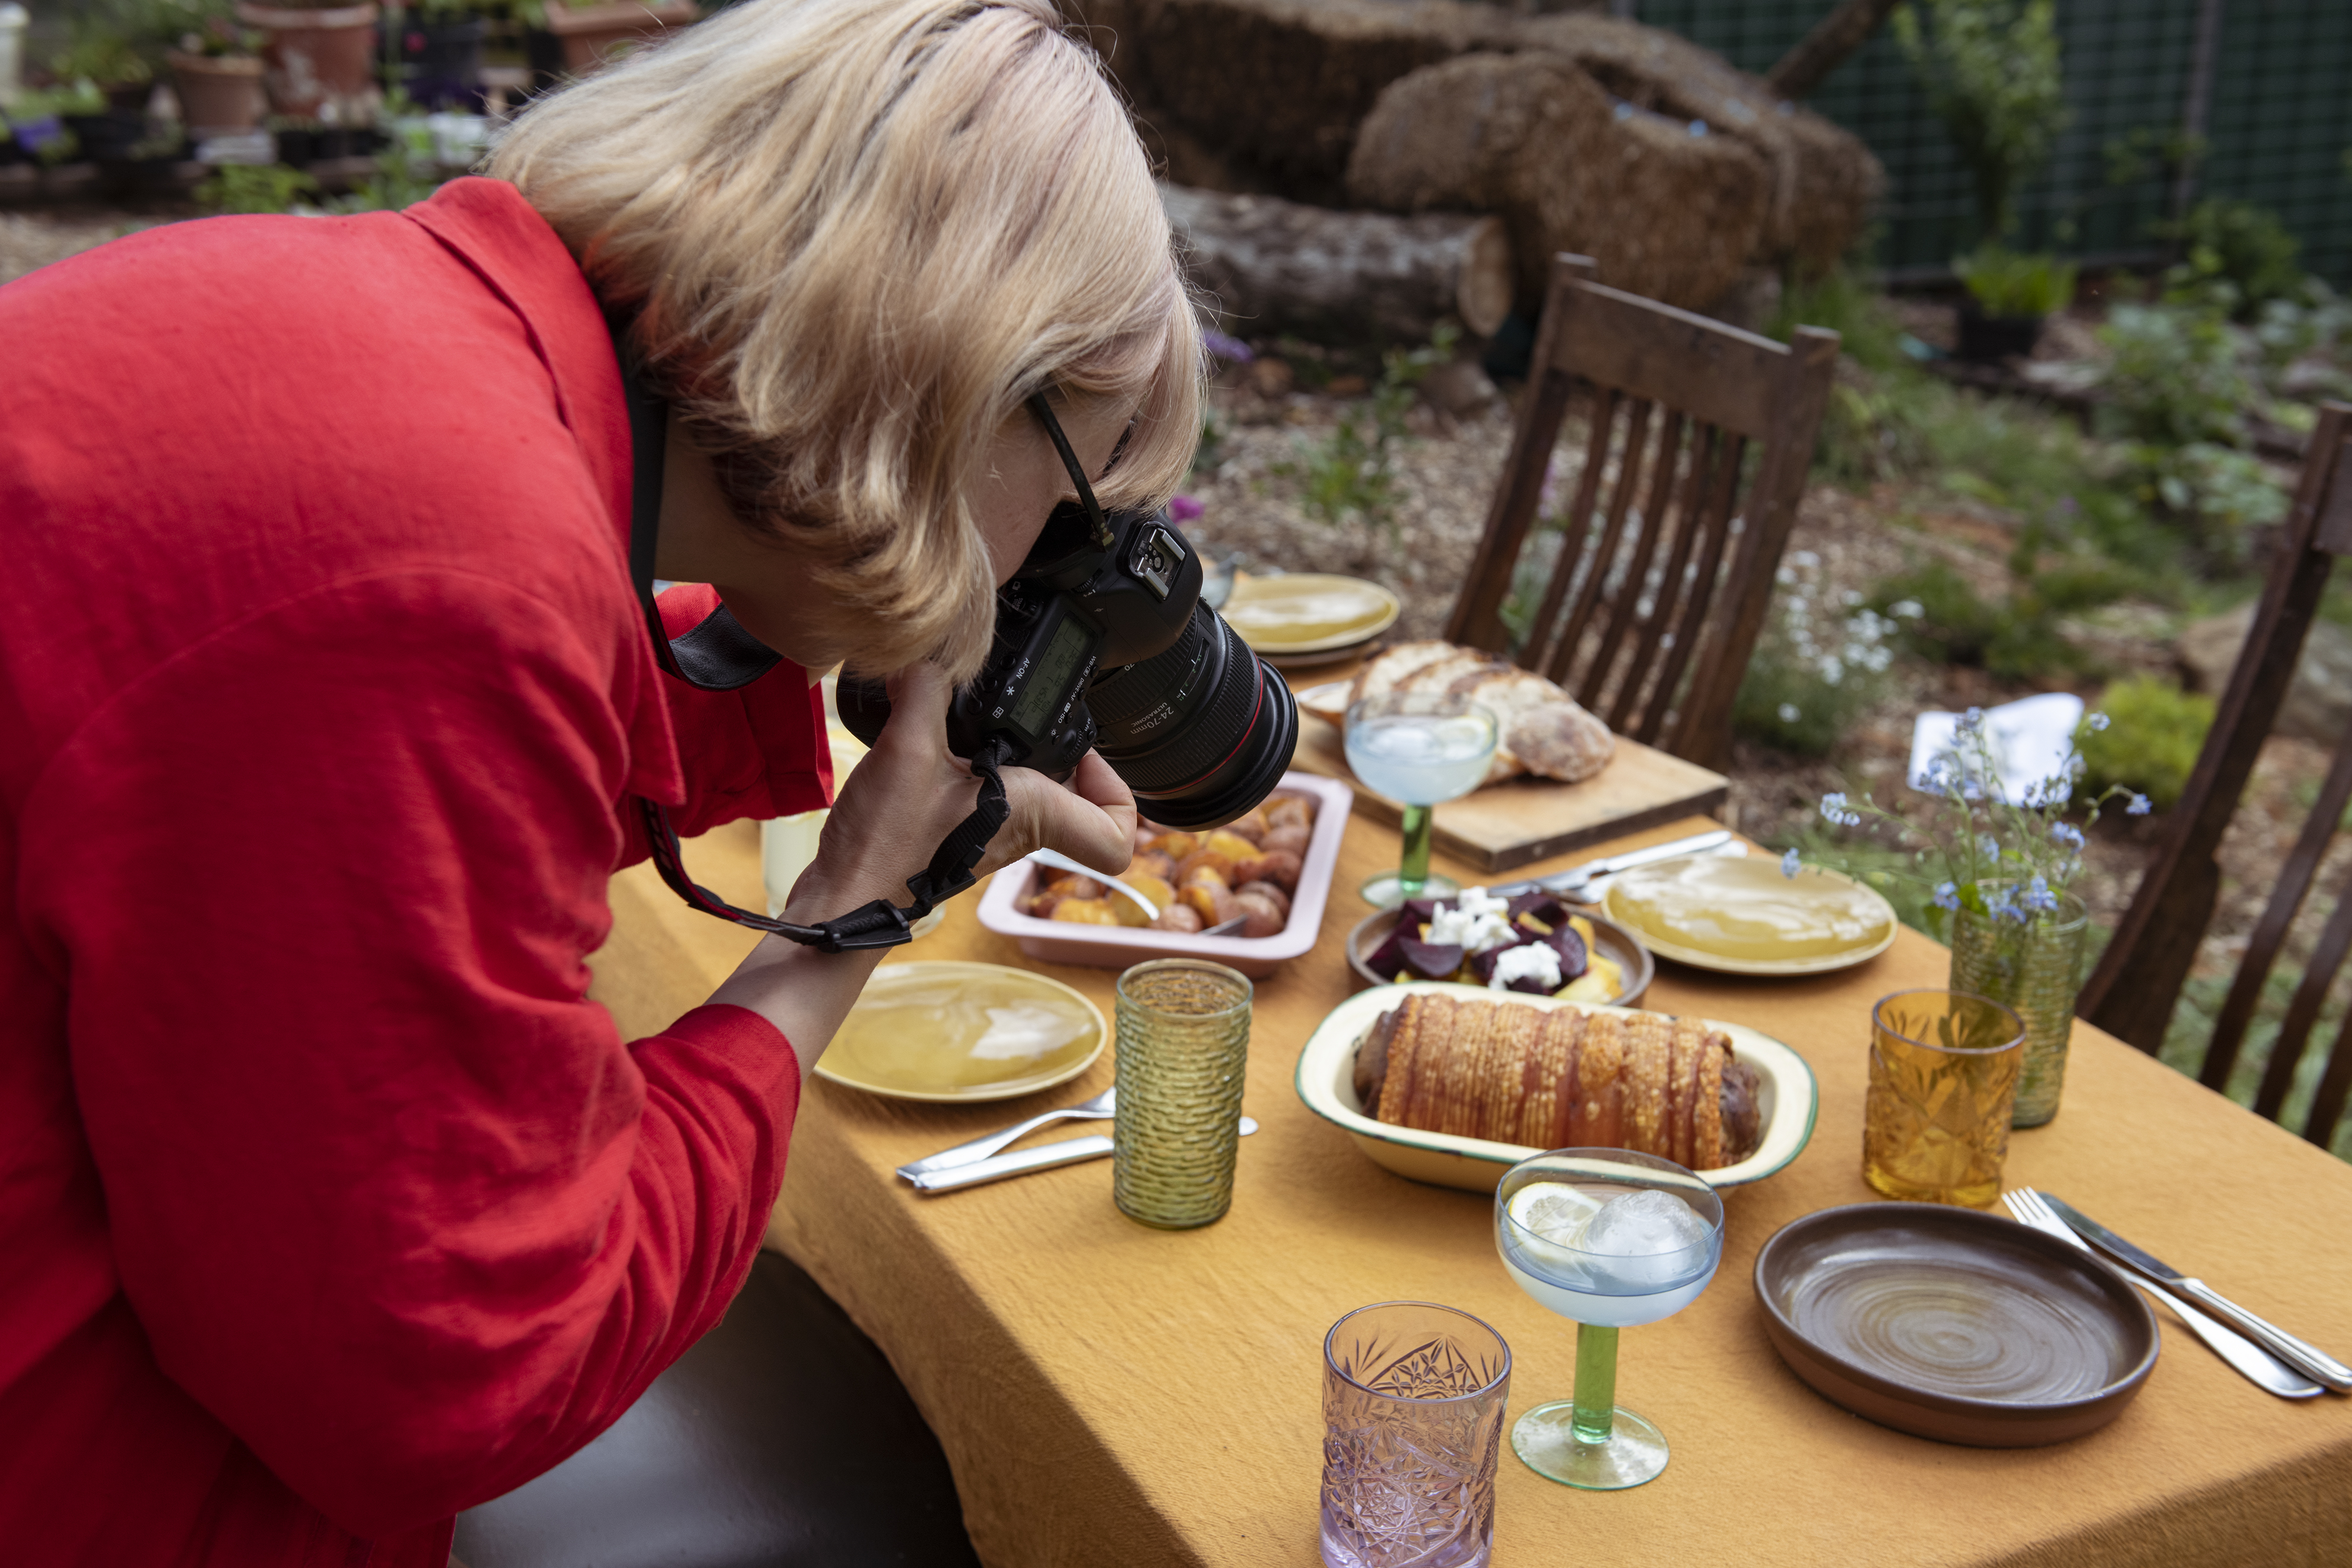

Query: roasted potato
(1264, 794), (1315, 832)
(1232, 849), (1303, 893)
(1220, 807), (1271, 846)
(1132, 850), (1178, 883)
(1111, 874), (1176, 928)
(1049, 897), (1121, 925)
(1234, 880), (1291, 919)
(1258, 823), (1310, 859)
(1232, 888), (1287, 938)
(1145, 829), (1200, 862)
(1151, 903), (1204, 934)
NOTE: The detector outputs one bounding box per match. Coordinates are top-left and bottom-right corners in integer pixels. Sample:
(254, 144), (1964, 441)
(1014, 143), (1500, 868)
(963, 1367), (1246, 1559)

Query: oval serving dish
(975, 772), (1353, 979)
(1754, 1203), (2160, 1447)
(1292, 980), (1817, 1194)
(1344, 906), (1655, 1008)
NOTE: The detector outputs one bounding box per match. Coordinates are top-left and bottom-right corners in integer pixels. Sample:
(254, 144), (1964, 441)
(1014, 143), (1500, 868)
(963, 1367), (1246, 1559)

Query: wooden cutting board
(1290, 711), (1728, 872)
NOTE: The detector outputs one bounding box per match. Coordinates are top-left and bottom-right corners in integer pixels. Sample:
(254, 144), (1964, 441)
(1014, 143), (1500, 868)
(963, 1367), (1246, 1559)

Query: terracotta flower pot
(542, 0), (697, 74)
(234, 2), (381, 120)
(169, 50), (266, 134)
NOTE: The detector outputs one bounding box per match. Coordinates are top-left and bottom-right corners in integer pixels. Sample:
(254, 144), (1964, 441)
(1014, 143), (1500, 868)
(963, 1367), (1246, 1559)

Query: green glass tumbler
(1112, 960), (1253, 1229)
(1948, 890), (2088, 1129)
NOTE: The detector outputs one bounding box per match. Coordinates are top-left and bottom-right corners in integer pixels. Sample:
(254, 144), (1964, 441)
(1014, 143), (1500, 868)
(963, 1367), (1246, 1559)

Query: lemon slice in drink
(1508, 1182), (1607, 1249)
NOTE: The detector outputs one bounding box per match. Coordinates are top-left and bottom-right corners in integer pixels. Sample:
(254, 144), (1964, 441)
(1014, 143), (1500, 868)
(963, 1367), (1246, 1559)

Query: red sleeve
(17, 569), (799, 1536)
(614, 583), (834, 866)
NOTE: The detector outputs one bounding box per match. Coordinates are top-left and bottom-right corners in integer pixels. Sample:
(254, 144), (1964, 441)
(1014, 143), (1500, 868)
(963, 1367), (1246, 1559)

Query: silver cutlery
(1490, 827), (1736, 900)
(896, 1087), (1118, 1179)
(2002, 1188), (2322, 1399)
(2040, 1192), (2351, 1394)
(906, 1117), (1259, 1194)
(1024, 848), (1160, 920)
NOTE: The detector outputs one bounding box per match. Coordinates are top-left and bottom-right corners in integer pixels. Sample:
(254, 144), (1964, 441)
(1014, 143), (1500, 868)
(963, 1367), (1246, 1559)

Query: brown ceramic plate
(1754, 1203), (2159, 1447)
(1345, 906), (1653, 1010)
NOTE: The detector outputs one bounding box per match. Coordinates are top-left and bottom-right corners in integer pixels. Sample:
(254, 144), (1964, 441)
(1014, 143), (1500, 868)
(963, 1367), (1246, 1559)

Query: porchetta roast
(1347, 641), (1613, 785)
(1354, 994), (1763, 1170)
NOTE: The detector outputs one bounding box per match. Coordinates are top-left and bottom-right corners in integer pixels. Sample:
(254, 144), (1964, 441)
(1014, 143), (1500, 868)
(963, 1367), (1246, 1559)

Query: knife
(2043, 1195), (2352, 1393)
(905, 1118), (1258, 1194)
(1489, 828), (1736, 900)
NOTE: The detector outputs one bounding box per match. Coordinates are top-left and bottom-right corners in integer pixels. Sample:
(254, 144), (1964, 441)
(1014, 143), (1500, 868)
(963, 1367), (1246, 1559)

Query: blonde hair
(491, 0), (1202, 681)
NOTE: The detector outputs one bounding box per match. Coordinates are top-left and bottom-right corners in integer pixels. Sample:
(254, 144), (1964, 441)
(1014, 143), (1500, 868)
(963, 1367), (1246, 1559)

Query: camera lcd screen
(1011, 616), (1091, 735)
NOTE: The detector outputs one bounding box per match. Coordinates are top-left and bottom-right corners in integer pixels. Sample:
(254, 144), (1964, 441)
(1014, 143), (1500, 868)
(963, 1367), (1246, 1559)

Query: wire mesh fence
(1629, 0), (2352, 286)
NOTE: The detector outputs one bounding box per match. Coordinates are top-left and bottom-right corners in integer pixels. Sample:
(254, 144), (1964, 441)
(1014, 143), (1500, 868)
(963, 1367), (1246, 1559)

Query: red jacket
(0, 179), (831, 1565)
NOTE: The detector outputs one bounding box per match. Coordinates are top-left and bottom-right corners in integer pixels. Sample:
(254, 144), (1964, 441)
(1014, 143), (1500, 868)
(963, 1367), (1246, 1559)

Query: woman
(0, 0), (1198, 1560)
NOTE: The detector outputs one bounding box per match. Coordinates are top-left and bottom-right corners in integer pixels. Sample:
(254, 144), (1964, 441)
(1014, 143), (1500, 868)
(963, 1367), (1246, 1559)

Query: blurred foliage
(1867, 558), (2089, 681)
(195, 161), (318, 214)
(1770, 266), (1907, 374)
(1892, 0), (2067, 243)
(2078, 674), (2214, 811)
(1954, 247), (2077, 318)
(2160, 199), (2307, 322)
(1732, 554), (1902, 757)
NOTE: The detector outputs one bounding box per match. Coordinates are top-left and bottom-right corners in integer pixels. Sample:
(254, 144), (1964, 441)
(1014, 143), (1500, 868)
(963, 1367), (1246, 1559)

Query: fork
(895, 1087), (1118, 1180)
(2002, 1188), (2322, 1399)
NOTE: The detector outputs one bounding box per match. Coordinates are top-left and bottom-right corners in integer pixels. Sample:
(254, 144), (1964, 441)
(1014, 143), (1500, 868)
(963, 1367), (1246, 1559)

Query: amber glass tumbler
(1112, 960), (1252, 1229)
(1862, 989), (2026, 1208)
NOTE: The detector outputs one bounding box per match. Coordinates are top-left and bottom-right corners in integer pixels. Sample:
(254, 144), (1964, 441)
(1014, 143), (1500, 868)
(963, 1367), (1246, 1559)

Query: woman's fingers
(980, 754), (1137, 880)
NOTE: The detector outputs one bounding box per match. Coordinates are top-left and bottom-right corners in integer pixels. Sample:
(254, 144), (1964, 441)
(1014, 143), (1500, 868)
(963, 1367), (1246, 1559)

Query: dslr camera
(839, 497), (1297, 829)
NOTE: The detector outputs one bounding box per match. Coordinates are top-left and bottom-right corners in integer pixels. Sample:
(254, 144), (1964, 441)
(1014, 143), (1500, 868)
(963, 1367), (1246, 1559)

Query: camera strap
(608, 317), (1007, 953)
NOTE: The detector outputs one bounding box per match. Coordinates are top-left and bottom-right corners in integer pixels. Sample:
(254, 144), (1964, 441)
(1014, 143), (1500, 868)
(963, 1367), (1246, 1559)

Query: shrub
(1769, 266), (1908, 375)
(2095, 297), (2253, 449)
(1867, 559), (2084, 681)
(1732, 553), (1900, 756)
(2078, 674), (2214, 811)
(2162, 199), (2306, 320)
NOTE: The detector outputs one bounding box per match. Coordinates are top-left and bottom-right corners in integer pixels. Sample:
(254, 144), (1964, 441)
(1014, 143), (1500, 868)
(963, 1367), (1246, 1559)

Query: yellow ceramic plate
(1222, 573), (1401, 655)
(1604, 855), (1898, 976)
(814, 961), (1106, 1103)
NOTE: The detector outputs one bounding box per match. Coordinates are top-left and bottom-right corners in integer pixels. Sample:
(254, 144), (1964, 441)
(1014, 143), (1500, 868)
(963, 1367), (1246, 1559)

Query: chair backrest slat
(1543, 397), (1655, 696)
(1444, 254), (1839, 769)
(2080, 401), (2352, 1151)
(2201, 727), (2352, 1093)
(1584, 409), (1690, 723)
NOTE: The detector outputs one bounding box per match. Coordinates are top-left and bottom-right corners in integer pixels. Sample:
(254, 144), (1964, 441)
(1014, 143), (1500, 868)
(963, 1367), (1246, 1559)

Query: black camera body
(839, 500), (1296, 830)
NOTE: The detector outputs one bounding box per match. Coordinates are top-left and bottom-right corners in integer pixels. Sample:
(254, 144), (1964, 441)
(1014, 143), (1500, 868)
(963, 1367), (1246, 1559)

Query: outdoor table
(588, 808), (2352, 1567)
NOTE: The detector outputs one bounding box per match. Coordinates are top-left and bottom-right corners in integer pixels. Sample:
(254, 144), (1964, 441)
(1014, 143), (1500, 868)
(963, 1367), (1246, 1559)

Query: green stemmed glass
(1493, 1148), (1725, 1490)
(1343, 692), (1497, 910)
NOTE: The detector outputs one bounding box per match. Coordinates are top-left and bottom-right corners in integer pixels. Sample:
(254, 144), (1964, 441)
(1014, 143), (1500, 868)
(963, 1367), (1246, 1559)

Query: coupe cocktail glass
(1492, 1148), (1725, 1490)
(1343, 693), (1498, 909)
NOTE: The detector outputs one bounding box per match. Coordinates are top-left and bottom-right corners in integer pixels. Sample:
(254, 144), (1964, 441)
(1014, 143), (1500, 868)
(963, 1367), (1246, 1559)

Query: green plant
(1270, 323), (1455, 535)
(2077, 674), (2213, 811)
(338, 116), (446, 212)
(2162, 964), (2352, 1161)
(52, 33), (154, 88)
(196, 161), (320, 214)
(1893, 0), (2068, 242)
(2161, 199), (2306, 320)
(1732, 553), (1904, 756)
(1955, 246), (2077, 318)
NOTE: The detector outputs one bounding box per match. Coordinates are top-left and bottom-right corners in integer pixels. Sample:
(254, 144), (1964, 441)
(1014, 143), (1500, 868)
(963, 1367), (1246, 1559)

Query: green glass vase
(1948, 889), (2088, 1129)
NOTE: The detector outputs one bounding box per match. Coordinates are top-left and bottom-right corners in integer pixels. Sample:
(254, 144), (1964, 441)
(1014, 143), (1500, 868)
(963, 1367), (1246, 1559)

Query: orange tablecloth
(588, 812), (2352, 1568)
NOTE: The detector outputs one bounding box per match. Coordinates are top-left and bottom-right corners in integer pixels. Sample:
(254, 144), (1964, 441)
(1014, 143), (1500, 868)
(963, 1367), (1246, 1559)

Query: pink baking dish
(974, 771), (1356, 977)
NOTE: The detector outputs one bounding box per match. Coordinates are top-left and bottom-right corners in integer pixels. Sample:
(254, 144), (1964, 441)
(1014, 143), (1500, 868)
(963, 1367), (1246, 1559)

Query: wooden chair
(2078, 402), (2352, 1148)
(1446, 255), (1841, 771)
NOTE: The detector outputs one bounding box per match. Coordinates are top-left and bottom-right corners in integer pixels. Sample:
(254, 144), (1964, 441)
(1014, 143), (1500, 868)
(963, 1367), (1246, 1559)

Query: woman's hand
(783, 664), (1136, 925)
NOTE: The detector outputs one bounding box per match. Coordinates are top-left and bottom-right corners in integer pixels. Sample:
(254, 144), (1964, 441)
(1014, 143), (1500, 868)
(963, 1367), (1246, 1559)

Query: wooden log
(1765, 0), (1902, 100)
(1160, 183), (1515, 343)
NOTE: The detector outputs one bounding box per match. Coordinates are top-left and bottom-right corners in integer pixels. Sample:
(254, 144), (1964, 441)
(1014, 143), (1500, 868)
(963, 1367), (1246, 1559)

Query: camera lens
(1084, 603), (1298, 829)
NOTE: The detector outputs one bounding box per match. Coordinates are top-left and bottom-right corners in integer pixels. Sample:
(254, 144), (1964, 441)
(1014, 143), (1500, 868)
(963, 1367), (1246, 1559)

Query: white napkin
(1907, 692), (2085, 802)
